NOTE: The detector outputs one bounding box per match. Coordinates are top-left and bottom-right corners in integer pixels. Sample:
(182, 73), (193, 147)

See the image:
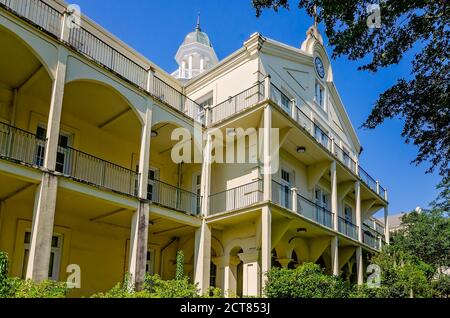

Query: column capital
(238, 251), (259, 264)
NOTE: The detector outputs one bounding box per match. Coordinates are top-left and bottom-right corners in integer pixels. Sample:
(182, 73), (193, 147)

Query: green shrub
(175, 250), (185, 281)
(10, 278), (68, 298)
(264, 263), (351, 298)
(144, 274), (199, 298)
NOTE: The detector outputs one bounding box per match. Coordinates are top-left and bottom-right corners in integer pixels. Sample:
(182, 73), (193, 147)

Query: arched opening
(0, 24), (55, 283)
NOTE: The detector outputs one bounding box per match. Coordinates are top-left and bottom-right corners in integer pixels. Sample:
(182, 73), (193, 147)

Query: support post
(356, 246), (363, 286)
(355, 181), (362, 242)
(194, 221), (211, 294)
(331, 161), (338, 231)
(261, 205), (271, 294)
(330, 236), (339, 276)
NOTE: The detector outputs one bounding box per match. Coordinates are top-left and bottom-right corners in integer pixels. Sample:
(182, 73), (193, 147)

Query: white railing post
(291, 187), (298, 213)
(264, 75), (271, 100)
(291, 98), (297, 121)
(204, 105), (212, 127)
(376, 180), (380, 195)
(330, 136), (335, 155)
(146, 68), (155, 94)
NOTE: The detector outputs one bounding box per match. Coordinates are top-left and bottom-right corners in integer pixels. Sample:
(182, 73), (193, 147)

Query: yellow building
(0, 0), (388, 297)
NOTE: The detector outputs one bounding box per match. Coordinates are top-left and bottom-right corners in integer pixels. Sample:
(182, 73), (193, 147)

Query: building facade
(0, 0), (388, 297)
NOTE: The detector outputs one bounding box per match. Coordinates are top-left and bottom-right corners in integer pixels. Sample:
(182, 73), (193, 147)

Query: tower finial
(196, 12), (201, 31)
(313, 5), (318, 28)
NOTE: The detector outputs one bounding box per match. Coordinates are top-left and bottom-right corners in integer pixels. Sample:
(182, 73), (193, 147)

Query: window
(314, 125), (329, 149)
(344, 204), (353, 222)
(36, 126), (72, 173)
(22, 231), (62, 281)
(210, 262), (217, 287)
(197, 93), (213, 123)
(315, 81), (325, 110)
(192, 172), (202, 215)
(342, 147), (351, 167)
(146, 249), (155, 275)
(280, 93), (291, 113)
(280, 169), (292, 209)
(315, 187), (330, 210)
(147, 168), (159, 201)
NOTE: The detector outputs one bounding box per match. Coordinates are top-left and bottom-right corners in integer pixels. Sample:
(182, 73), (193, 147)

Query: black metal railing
(152, 76), (204, 124)
(271, 180), (292, 210)
(270, 83), (293, 115)
(149, 179), (200, 215)
(57, 146), (139, 196)
(68, 22), (147, 89)
(296, 193), (334, 229)
(334, 142), (357, 173)
(0, 0), (62, 37)
(0, 122), (46, 167)
(358, 166), (378, 194)
(210, 82), (265, 125)
(338, 216), (358, 240)
(209, 179), (263, 215)
(379, 185), (386, 200)
(362, 224), (381, 250)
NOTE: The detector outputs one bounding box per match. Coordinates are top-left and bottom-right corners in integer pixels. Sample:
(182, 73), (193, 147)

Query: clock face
(315, 57), (325, 79)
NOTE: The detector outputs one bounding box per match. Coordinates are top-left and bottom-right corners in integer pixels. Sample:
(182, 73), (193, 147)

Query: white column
(331, 161), (338, 231)
(212, 257), (226, 291)
(261, 205), (271, 293)
(356, 246), (363, 285)
(384, 205), (390, 244)
(26, 47), (68, 282)
(330, 236), (339, 276)
(128, 202), (149, 290)
(194, 221), (211, 295)
(201, 128), (212, 216)
(355, 181), (362, 242)
(146, 68), (155, 94)
(238, 252), (260, 297)
(200, 58), (205, 71)
(291, 187), (298, 213)
(181, 60), (186, 78)
(188, 55), (193, 78)
(44, 48), (68, 171)
(264, 75), (271, 99)
(128, 106), (153, 290)
(262, 105), (272, 201)
(26, 174), (58, 282)
(223, 256), (240, 298)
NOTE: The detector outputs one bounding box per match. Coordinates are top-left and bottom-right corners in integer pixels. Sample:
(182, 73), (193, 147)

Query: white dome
(183, 29), (212, 47)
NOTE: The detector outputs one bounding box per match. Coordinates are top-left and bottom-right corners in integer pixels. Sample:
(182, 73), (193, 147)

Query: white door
(280, 169), (292, 209)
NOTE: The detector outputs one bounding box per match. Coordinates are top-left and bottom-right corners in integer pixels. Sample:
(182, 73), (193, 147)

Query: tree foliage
(264, 262), (351, 298)
(252, 0), (450, 182)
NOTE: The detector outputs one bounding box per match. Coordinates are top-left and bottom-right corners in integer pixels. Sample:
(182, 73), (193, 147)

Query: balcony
(209, 82), (265, 124)
(209, 179), (263, 215)
(362, 223), (382, 250)
(338, 216), (358, 241)
(0, 122), (46, 167)
(272, 180), (334, 229)
(0, 0), (204, 124)
(149, 179), (201, 216)
(56, 146), (139, 197)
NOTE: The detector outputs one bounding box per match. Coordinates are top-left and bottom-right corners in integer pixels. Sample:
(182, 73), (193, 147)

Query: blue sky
(73, 0), (441, 215)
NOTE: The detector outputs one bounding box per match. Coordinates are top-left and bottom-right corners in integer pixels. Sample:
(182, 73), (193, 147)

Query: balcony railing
(362, 224), (381, 250)
(0, 0), (62, 37)
(338, 216), (358, 240)
(149, 179), (200, 215)
(0, 122), (46, 167)
(272, 180), (333, 229)
(269, 82), (386, 200)
(68, 23), (147, 89)
(152, 76), (204, 123)
(57, 146), (139, 196)
(271, 180), (292, 210)
(209, 179), (263, 215)
(210, 82), (265, 125)
(296, 193), (334, 229)
(358, 166), (378, 194)
(0, 0), (205, 124)
(334, 142), (357, 174)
